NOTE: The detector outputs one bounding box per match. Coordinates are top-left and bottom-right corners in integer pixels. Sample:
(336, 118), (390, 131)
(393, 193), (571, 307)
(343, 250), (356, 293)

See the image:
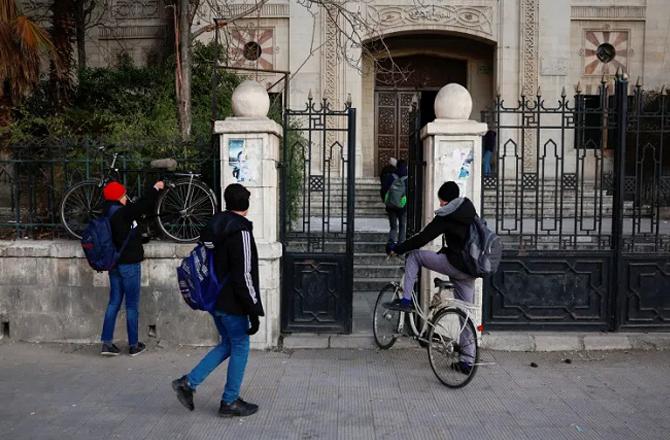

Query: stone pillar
(213, 80), (283, 349)
(420, 84), (488, 329)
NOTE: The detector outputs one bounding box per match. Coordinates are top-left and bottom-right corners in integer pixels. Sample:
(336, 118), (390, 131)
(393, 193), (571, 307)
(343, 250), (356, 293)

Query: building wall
(78, 1), (670, 177)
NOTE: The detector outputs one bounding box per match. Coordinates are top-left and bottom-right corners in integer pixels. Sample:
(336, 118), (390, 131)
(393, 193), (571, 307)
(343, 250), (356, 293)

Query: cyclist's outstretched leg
(386, 250), (459, 312)
(451, 275), (476, 370)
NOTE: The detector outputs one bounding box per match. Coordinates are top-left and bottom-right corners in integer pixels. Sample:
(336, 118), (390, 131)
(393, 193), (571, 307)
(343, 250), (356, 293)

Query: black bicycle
(60, 147), (218, 242)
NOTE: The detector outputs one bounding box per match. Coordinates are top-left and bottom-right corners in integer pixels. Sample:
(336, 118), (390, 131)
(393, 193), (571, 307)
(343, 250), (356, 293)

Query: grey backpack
(384, 174), (407, 209)
(460, 216), (503, 277)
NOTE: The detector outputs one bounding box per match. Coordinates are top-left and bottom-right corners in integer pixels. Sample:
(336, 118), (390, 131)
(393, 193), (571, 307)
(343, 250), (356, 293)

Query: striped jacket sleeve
(228, 230), (260, 314)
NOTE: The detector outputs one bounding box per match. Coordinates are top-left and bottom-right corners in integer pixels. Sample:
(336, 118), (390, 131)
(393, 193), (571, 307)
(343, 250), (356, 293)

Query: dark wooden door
(375, 91), (418, 173)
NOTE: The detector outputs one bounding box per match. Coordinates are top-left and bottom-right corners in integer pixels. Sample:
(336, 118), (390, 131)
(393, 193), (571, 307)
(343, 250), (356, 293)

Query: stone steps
(352, 232), (401, 292)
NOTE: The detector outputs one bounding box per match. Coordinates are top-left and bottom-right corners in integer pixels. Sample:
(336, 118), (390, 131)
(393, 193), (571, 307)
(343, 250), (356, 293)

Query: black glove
(247, 315), (260, 335)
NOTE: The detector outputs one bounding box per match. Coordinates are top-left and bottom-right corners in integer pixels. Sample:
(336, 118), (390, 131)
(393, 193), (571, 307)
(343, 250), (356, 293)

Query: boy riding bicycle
(385, 181), (477, 373)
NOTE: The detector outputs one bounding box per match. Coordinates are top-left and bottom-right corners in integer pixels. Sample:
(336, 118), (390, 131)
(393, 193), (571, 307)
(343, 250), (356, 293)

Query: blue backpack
(176, 244), (228, 312)
(80, 205), (133, 272)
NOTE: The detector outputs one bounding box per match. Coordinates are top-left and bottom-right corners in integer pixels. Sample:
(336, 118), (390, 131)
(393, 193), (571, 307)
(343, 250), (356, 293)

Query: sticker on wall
(229, 139), (251, 183)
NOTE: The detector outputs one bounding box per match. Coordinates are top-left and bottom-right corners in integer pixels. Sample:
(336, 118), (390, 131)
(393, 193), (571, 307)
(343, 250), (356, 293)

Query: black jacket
(104, 187), (160, 264)
(379, 164), (396, 201)
(394, 197), (476, 273)
(200, 211), (264, 317)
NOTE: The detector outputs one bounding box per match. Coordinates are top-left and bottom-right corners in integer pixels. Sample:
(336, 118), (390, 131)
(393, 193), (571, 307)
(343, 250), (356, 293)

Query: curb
(281, 332), (670, 351)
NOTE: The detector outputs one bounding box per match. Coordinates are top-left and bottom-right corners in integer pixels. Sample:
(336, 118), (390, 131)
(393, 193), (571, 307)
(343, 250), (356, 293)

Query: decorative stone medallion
(584, 30), (628, 75)
(229, 27), (275, 70)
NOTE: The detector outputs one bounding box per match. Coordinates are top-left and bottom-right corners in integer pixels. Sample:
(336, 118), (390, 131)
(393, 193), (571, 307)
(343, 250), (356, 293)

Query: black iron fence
(0, 140), (218, 239)
(280, 97), (356, 333)
(481, 74), (670, 330)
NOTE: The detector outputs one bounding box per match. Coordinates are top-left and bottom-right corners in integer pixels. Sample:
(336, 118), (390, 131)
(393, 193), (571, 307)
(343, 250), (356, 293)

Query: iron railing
(481, 75), (670, 253)
(0, 140), (218, 239)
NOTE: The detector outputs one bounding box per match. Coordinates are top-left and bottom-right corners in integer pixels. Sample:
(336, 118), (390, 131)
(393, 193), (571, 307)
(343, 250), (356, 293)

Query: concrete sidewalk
(0, 342), (669, 440)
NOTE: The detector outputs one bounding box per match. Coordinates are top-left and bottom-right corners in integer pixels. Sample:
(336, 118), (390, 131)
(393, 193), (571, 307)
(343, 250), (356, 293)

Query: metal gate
(482, 73), (670, 330)
(280, 97), (356, 333)
(406, 103), (424, 237)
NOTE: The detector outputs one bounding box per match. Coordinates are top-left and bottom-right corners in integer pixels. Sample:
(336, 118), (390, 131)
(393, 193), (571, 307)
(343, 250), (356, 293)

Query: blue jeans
(101, 263), (141, 347)
(483, 150), (493, 176)
(187, 312), (250, 404)
(387, 209), (407, 244)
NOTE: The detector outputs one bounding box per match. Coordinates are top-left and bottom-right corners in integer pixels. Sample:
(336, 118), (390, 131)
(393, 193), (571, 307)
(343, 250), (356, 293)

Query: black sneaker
(129, 342), (146, 357)
(101, 343), (120, 356)
(218, 398), (259, 418)
(383, 298), (414, 313)
(171, 376), (195, 411)
(450, 361), (473, 375)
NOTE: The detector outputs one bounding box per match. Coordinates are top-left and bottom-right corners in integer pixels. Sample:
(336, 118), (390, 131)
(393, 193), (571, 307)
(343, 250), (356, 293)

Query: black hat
(224, 183), (250, 212)
(438, 181), (460, 202)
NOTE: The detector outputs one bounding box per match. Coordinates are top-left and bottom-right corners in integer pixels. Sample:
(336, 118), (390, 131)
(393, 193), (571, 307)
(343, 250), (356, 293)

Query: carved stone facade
(369, 4), (494, 40)
(520, 0), (539, 170)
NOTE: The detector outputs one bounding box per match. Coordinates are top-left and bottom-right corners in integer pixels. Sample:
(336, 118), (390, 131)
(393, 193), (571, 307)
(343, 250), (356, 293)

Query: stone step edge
(280, 332), (670, 351)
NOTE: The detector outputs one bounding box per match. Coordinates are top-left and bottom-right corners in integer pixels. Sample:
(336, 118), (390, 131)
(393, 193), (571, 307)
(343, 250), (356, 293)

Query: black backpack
(460, 216), (503, 278)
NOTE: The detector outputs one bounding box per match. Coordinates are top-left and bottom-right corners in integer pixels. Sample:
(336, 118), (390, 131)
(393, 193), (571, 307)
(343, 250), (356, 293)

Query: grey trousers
(402, 250), (476, 363)
(387, 209), (407, 244)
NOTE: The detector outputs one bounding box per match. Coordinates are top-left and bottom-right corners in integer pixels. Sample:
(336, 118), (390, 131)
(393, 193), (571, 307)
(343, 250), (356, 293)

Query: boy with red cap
(100, 179), (164, 356)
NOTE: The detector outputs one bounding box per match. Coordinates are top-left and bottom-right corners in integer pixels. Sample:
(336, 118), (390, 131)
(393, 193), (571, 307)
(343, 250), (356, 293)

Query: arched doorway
(361, 33), (495, 176)
(375, 55), (467, 172)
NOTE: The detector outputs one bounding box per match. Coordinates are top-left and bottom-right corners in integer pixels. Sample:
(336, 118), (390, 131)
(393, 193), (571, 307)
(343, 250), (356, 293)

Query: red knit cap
(103, 181), (126, 201)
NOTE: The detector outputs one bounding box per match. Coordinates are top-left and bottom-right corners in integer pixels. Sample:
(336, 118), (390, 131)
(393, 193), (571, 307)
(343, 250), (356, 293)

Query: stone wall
(0, 240), (281, 349)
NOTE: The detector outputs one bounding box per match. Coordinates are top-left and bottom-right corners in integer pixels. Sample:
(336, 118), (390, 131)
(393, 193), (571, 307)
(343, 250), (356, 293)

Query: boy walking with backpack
(99, 180), (164, 357)
(172, 184), (263, 418)
(382, 159), (408, 253)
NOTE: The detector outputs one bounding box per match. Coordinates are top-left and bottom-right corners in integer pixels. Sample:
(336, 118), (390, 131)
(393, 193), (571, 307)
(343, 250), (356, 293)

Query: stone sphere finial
(231, 80), (270, 117)
(434, 83), (473, 120)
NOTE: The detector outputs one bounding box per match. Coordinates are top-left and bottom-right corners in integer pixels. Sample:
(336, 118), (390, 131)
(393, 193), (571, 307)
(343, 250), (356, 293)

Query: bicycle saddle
(434, 277), (454, 289)
(150, 158), (178, 172)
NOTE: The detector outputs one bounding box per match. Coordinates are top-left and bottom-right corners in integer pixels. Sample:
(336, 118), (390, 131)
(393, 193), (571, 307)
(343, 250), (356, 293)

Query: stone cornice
(368, 4), (494, 40)
(571, 6), (646, 21)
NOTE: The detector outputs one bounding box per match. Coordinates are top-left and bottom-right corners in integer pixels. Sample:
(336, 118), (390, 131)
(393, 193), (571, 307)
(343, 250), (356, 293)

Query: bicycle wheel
(156, 179), (217, 242)
(373, 283), (402, 349)
(61, 180), (105, 239)
(427, 308), (479, 388)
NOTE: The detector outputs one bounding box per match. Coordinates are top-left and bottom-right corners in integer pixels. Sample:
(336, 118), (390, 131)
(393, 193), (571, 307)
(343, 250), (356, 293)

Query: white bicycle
(372, 272), (481, 388)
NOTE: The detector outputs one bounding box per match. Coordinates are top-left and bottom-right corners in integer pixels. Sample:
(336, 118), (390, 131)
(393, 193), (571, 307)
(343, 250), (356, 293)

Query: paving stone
(583, 335), (632, 351)
(0, 343), (669, 440)
(628, 332), (670, 350)
(533, 334), (583, 352)
(329, 334), (375, 348)
(281, 334), (330, 349)
(481, 332), (534, 351)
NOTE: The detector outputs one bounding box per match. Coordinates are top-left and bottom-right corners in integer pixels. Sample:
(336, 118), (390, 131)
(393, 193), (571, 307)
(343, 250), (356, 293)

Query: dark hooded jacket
(379, 164), (397, 201)
(393, 197), (476, 273)
(103, 187), (161, 264)
(200, 211), (265, 317)
(381, 162), (408, 212)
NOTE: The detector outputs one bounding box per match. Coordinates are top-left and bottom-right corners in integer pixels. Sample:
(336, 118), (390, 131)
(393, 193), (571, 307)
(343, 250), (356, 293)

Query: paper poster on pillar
(436, 141), (474, 199)
(228, 138), (261, 184)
